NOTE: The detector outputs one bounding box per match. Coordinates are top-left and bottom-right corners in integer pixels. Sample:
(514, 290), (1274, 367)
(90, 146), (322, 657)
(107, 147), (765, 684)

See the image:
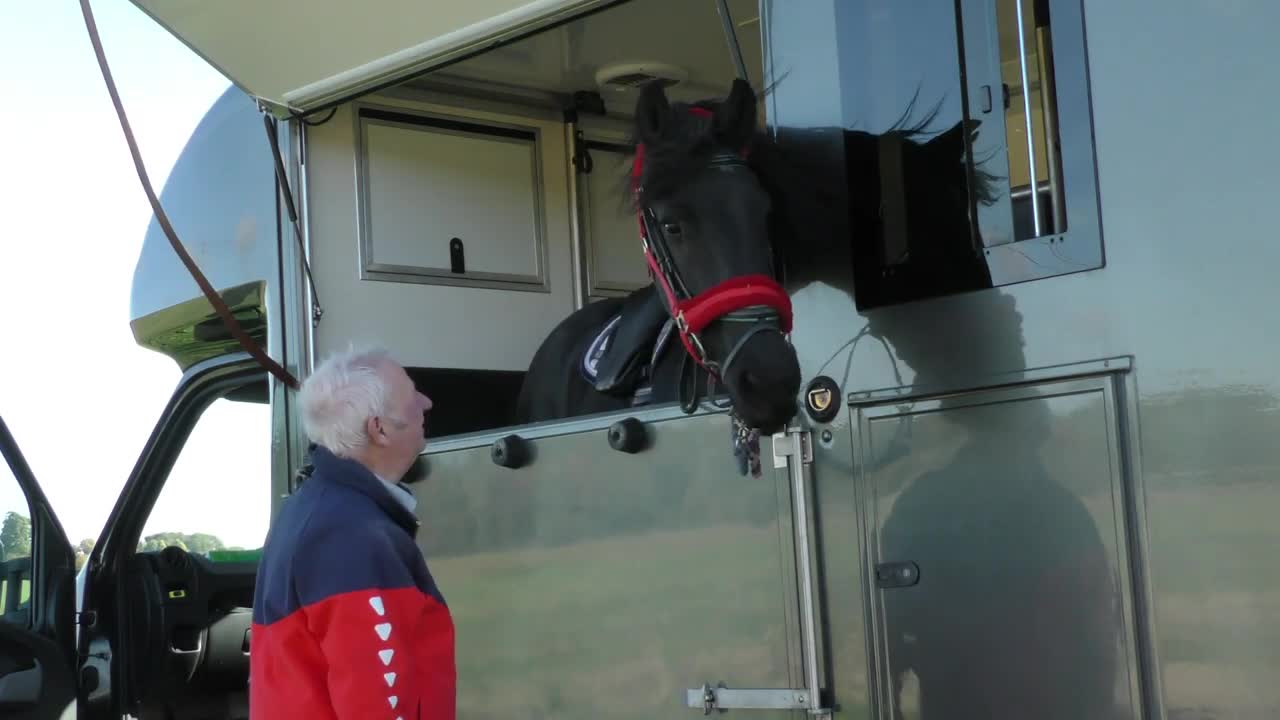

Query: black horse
(514, 79), (802, 435)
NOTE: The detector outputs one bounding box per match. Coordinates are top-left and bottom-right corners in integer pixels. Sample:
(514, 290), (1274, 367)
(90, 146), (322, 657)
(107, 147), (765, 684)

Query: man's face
(373, 361), (433, 469)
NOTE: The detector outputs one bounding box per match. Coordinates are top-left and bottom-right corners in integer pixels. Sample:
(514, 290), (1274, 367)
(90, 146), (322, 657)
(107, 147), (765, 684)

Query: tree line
(1, 512), (232, 571)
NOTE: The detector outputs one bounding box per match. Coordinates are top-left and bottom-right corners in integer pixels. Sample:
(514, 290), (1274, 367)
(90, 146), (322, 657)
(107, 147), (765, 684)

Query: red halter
(631, 107), (793, 375)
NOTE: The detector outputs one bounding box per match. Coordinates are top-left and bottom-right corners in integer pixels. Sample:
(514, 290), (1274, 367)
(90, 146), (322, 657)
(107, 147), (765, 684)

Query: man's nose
(420, 393), (433, 412)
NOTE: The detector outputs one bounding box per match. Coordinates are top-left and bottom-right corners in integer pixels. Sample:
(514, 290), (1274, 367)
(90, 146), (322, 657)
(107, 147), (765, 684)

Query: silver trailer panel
(766, 0), (1280, 716)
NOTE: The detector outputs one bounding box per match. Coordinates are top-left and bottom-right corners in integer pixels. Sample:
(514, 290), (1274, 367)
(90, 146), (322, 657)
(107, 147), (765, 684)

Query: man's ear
(366, 416), (389, 447)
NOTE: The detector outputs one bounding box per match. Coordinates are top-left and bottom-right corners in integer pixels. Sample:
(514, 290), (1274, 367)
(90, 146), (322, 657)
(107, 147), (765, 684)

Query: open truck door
(1, 357), (269, 720)
(0, 355), (271, 720)
(0, 418), (77, 720)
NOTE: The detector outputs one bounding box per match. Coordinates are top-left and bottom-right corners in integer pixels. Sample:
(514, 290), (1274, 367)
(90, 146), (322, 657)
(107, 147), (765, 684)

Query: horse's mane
(850, 91), (1003, 206)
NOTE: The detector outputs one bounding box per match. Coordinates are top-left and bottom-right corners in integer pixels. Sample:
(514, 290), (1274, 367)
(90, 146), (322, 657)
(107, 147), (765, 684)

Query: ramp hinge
(771, 429), (813, 467)
(687, 684), (823, 714)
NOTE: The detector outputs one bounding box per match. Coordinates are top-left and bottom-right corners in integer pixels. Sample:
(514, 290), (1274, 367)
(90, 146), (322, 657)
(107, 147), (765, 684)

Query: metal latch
(771, 429), (813, 467)
(687, 684), (811, 714)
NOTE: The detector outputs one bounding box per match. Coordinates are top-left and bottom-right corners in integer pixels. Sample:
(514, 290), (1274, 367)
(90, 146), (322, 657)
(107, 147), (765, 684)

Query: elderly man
(249, 347), (455, 719)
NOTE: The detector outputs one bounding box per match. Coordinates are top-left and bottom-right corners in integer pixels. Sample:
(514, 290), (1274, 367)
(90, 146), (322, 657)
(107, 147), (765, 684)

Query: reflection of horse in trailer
(74, 0), (1280, 718)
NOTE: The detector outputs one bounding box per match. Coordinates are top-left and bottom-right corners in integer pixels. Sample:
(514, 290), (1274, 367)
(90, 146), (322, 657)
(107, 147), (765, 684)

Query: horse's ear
(927, 118), (981, 157)
(715, 77), (757, 147)
(635, 81), (671, 144)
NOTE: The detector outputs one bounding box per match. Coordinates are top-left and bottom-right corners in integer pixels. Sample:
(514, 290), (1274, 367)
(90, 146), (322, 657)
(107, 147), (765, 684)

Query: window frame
(972, 0), (1105, 289)
(761, 0), (1105, 309)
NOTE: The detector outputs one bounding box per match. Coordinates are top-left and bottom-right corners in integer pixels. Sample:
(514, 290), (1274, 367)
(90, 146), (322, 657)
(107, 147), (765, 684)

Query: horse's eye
(661, 221), (682, 236)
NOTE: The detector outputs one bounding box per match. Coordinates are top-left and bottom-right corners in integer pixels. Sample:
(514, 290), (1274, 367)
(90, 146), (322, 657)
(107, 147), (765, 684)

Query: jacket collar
(307, 445), (421, 537)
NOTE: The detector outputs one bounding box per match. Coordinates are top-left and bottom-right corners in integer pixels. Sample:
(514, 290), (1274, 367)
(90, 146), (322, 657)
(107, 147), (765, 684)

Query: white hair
(299, 346), (397, 458)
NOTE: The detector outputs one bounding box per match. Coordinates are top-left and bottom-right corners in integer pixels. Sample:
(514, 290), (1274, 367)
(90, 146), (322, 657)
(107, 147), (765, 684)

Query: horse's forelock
(624, 102), (758, 208)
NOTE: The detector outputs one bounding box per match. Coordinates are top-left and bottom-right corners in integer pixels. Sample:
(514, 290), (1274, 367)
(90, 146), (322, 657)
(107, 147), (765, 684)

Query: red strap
(632, 143), (646, 189)
(677, 275), (793, 334)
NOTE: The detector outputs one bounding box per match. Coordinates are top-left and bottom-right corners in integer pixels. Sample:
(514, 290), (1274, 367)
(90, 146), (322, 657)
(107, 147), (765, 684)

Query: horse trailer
(1, 0), (1277, 718)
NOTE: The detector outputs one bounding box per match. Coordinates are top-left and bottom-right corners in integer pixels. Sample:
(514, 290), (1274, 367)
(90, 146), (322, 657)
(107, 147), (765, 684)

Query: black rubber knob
(608, 417), (648, 453)
(491, 434), (530, 468)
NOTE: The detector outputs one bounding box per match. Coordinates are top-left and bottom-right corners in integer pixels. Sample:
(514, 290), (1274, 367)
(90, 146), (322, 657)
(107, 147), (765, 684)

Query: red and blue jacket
(250, 445), (455, 719)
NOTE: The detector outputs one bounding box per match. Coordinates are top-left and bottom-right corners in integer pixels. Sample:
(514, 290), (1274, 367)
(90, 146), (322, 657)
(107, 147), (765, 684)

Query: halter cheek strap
(631, 106), (793, 376)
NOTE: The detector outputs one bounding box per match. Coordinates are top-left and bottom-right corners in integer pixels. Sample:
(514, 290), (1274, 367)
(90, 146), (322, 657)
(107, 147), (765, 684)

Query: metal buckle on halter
(689, 331), (708, 362)
(676, 312), (710, 364)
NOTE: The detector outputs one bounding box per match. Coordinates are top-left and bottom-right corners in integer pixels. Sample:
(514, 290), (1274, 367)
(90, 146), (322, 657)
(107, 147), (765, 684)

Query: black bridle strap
(639, 153), (745, 303)
(720, 317), (785, 375)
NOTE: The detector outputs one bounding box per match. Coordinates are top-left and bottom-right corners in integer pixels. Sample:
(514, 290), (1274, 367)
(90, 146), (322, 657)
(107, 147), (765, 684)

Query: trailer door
(854, 372), (1147, 719)
(415, 409), (822, 717)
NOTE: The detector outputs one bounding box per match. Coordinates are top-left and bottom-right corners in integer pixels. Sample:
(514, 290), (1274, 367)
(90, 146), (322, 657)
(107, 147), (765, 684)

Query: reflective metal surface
(857, 374), (1143, 719)
(765, 0), (1280, 717)
(130, 87), (277, 331)
(414, 411), (803, 718)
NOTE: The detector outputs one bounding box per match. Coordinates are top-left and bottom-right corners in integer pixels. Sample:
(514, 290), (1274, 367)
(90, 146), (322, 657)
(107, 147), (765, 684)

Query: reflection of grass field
(1143, 478), (1280, 715)
(420, 459), (1280, 718)
(798, 473), (1280, 718)
(430, 521), (801, 719)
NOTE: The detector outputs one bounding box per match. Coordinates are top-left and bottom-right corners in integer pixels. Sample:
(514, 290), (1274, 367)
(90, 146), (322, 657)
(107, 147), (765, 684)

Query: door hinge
(771, 429), (813, 467)
(687, 683), (816, 714)
(75, 610), (97, 627)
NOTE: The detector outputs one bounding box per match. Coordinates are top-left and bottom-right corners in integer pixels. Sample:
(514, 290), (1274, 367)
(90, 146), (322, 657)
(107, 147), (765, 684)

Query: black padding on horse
(590, 285), (669, 395)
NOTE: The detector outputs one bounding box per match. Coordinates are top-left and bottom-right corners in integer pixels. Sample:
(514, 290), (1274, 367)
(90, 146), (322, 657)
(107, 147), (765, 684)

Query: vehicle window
(0, 456), (32, 624)
(137, 396), (271, 562)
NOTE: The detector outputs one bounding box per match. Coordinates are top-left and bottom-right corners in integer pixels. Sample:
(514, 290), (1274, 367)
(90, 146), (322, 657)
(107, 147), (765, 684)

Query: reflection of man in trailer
(871, 292), (1121, 720)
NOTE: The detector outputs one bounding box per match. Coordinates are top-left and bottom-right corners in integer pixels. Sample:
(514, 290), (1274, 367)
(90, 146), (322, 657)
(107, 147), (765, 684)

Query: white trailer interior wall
(305, 91), (578, 370)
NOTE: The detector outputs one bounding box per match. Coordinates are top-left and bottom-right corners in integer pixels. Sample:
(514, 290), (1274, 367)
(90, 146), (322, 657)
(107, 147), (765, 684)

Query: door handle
(875, 561), (920, 589)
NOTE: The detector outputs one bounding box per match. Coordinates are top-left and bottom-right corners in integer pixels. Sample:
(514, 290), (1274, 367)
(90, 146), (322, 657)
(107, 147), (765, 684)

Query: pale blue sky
(1, 2), (269, 549)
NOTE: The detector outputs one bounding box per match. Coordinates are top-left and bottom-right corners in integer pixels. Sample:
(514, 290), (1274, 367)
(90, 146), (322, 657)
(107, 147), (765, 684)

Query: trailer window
(763, 0), (1103, 309)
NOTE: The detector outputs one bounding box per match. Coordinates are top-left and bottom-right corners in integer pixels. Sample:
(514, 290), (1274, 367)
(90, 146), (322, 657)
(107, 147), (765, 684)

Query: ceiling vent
(595, 62), (688, 93)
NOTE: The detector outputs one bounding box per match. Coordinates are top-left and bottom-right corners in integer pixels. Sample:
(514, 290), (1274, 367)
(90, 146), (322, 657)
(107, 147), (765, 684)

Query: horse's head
(628, 78), (801, 434)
